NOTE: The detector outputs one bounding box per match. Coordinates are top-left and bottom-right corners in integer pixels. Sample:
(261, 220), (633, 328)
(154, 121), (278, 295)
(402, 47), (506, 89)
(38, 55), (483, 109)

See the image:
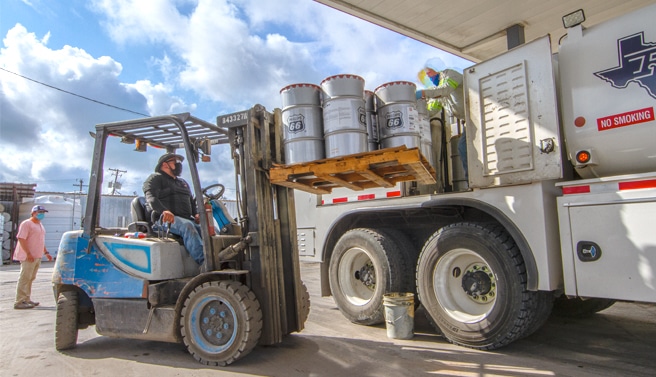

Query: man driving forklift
(143, 153), (204, 265)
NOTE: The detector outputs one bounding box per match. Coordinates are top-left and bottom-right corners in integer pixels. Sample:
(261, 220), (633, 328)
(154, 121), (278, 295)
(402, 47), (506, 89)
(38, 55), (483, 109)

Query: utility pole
(73, 179), (88, 193)
(108, 168), (127, 195)
(72, 179), (88, 230)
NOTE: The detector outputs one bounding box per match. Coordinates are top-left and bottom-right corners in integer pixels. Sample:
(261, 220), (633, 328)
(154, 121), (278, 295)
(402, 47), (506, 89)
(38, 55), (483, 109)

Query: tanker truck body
(291, 4), (656, 349)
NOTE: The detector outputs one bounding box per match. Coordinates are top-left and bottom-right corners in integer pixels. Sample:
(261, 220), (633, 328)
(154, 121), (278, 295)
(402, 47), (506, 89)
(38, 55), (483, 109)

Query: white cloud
(90, 0), (469, 111)
(90, 0), (320, 111)
(1, 0), (470, 196)
(0, 23), (193, 194)
(126, 80), (195, 115)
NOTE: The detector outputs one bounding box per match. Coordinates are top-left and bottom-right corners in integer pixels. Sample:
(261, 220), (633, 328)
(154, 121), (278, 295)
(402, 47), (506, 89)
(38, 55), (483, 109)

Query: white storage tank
(559, 4), (656, 178)
(0, 211), (8, 261)
(19, 195), (82, 259)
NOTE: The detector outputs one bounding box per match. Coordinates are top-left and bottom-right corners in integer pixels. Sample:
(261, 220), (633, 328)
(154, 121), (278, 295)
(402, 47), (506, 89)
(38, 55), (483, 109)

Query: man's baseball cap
(156, 153), (185, 171)
(31, 205), (48, 213)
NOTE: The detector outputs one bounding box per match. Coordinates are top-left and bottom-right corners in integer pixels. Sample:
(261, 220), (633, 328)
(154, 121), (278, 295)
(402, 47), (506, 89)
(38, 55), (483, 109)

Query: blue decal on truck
(594, 32), (656, 99)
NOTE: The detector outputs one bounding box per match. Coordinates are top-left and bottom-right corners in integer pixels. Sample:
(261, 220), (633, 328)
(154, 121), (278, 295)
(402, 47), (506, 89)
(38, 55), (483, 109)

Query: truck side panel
(298, 180), (563, 292)
(558, 174), (656, 302)
(466, 36), (563, 189)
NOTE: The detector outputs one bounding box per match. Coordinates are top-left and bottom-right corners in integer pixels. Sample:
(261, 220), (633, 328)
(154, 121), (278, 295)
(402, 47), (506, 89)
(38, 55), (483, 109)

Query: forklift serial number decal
(597, 107), (654, 131)
(220, 112), (248, 125)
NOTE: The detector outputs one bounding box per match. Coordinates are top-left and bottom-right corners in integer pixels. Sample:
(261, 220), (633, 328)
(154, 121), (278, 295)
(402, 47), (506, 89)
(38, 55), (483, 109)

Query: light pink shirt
(13, 218), (46, 261)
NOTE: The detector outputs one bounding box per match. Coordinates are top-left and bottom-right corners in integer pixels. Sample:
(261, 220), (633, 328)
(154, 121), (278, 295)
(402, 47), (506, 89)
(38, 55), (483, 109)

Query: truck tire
(381, 228), (417, 294)
(416, 222), (536, 350)
(180, 281), (263, 366)
(55, 290), (79, 351)
(329, 228), (408, 325)
(552, 296), (616, 318)
(521, 290), (554, 338)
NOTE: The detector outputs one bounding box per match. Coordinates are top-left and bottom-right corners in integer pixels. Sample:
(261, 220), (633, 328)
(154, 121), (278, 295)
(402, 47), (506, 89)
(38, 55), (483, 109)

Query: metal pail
(375, 81), (420, 150)
(321, 74), (367, 158)
(280, 83), (324, 164)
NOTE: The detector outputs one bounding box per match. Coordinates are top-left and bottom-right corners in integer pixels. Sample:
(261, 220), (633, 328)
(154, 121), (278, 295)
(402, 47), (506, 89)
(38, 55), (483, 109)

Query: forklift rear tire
(329, 228), (408, 325)
(180, 280), (262, 366)
(55, 290), (79, 350)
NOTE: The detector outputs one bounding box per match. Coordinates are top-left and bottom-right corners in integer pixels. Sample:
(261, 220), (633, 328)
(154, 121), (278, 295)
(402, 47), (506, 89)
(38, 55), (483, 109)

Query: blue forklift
(52, 106), (309, 366)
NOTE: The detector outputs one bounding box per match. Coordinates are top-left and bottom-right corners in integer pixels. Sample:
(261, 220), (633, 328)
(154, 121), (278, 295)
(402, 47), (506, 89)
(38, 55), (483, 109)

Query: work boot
(28, 301), (40, 306)
(14, 301), (35, 310)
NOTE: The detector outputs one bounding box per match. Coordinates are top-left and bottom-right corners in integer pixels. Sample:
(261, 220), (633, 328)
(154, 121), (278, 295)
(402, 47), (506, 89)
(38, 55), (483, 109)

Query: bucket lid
(320, 74), (364, 86)
(280, 83), (321, 93)
(374, 81), (416, 93)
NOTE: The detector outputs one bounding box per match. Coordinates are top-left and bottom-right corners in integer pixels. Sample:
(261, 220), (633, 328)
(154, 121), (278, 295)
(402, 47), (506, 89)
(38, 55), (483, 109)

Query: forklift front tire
(180, 280), (263, 366)
(55, 290), (79, 351)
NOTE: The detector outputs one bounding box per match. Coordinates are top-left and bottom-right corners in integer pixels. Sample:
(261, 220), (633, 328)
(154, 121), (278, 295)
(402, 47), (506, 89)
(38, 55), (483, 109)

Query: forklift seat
(129, 196), (153, 233)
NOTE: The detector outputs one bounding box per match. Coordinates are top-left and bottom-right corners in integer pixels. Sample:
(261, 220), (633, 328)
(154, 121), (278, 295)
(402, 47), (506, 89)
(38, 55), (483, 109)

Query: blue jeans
(155, 216), (204, 265)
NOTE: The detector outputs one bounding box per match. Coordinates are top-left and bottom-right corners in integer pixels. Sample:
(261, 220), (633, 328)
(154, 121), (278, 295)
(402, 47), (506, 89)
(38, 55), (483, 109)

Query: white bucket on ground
(383, 292), (414, 339)
(321, 74), (368, 158)
(375, 81), (420, 150)
(280, 83), (325, 164)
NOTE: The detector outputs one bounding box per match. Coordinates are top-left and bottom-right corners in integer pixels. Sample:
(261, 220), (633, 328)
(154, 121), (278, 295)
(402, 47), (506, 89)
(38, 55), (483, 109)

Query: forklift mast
(221, 105), (305, 343)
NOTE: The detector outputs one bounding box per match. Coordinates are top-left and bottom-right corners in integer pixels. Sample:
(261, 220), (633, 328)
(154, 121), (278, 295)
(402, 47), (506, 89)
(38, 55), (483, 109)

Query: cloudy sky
(0, 0), (470, 198)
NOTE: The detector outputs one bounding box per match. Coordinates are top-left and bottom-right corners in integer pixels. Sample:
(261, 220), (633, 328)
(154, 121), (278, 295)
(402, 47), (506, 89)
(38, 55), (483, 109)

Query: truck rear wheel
(180, 281), (262, 366)
(55, 290), (79, 350)
(329, 228), (408, 325)
(417, 222), (535, 349)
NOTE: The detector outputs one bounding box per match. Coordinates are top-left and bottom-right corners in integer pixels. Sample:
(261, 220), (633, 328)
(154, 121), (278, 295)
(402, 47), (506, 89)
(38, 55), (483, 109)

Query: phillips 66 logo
(287, 114), (306, 133)
(358, 107), (366, 126)
(385, 111), (403, 129)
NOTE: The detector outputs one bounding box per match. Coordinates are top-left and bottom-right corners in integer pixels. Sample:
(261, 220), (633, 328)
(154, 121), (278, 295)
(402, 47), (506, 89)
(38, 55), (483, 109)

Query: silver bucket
(280, 83), (324, 164)
(364, 90), (379, 151)
(321, 74), (367, 158)
(375, 81), (420, 150)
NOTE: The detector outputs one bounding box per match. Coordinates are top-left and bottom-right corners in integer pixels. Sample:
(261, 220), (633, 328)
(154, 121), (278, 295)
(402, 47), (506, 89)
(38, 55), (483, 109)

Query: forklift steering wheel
(202, 183), (225, 200)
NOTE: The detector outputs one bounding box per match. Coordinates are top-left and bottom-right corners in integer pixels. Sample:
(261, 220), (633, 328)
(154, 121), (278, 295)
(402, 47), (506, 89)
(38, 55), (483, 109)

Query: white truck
(290, 3), (656, 349)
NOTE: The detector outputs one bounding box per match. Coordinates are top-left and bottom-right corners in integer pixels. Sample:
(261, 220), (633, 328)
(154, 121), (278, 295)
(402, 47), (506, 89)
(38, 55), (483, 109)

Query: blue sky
(0, 0), (470, 198)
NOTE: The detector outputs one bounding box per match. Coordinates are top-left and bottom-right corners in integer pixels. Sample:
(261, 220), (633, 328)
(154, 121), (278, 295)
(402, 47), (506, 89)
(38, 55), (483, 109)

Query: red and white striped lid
(280, 83), (321, 93)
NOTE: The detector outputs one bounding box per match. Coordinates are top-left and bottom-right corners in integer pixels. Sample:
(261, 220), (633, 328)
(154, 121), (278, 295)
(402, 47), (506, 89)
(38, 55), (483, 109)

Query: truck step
(270, 146), (436, 194)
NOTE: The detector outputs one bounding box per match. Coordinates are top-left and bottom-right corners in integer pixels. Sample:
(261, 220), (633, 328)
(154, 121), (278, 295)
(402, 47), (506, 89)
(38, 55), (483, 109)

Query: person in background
(143, 153), (204, 266)
(13, 205), (52, 310)
(416, 66), (468, 180)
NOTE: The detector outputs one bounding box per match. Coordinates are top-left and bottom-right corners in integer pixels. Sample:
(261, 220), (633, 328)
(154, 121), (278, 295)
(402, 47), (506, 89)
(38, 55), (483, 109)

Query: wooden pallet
(270, 146), (437, 194)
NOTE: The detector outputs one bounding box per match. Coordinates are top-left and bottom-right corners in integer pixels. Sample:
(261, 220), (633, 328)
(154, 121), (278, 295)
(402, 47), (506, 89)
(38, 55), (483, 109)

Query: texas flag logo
(594, 32), (656, 99)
